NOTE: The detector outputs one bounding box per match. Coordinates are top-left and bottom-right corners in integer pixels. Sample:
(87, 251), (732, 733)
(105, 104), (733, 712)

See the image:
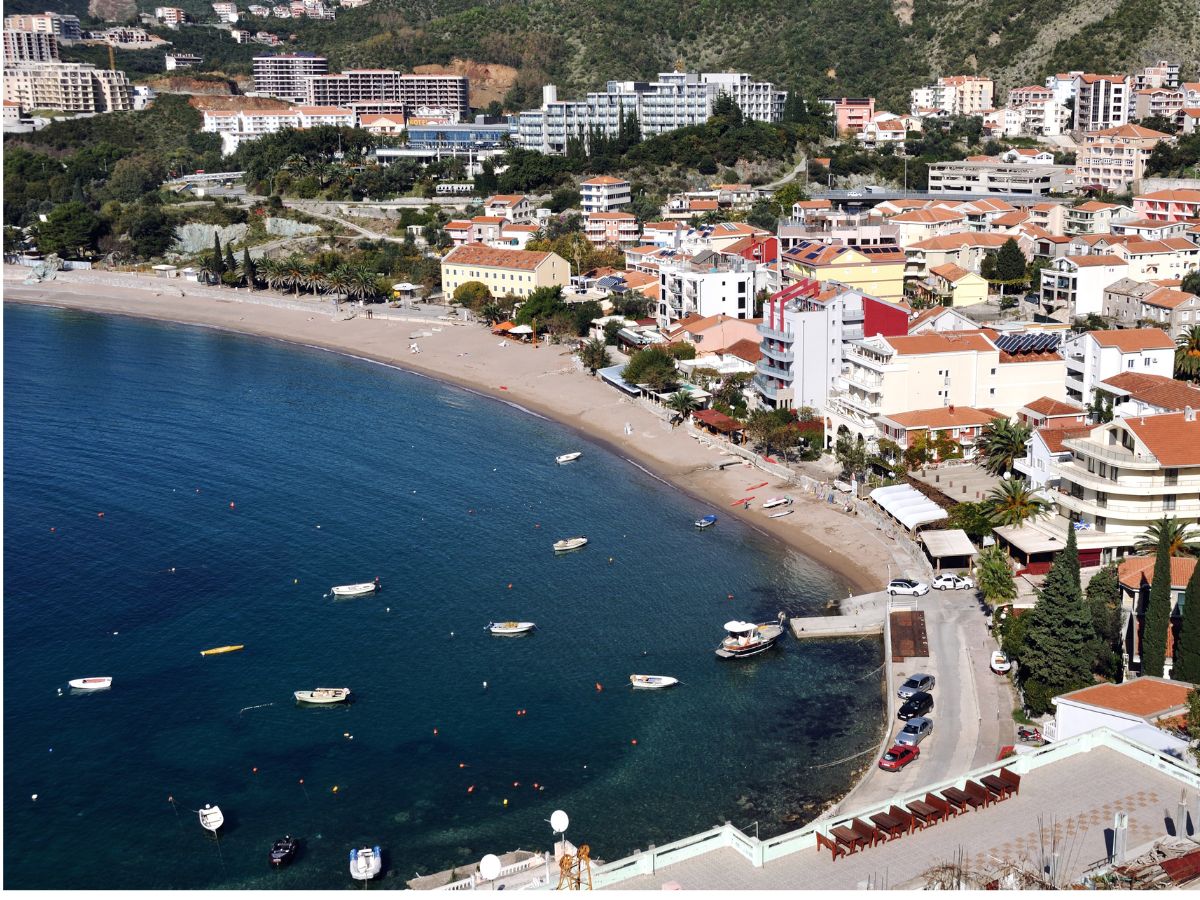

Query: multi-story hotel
(252, 52), (327, 102)
(3, 12), (81, 41)
(303, 70), (469, 116)
(579, 176), (631, 213)
(926, 159), (1073, 195)
(909, 76), (993, 116)
(583, 211), (638, 247)
(1074, 123), (1171, 193)
(202, 105), (354, 154)
(2, 61), (132, 112)
(2, 29), (59, 63)
(1134, 189), (1200, 223)
(516, 71), (785, 155)
(1072, 74), (1130, 131)
(440, 245), (570, 299)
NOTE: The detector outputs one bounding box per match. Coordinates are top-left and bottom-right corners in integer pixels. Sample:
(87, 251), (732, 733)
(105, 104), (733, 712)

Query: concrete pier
(789, 590), (887, 639)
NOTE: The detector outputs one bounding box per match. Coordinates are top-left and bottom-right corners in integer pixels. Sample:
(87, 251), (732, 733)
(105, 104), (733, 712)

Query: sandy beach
(4, 268), (911, 595)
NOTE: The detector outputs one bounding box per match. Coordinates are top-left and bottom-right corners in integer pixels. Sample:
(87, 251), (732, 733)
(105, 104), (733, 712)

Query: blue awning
(598, 364), (641, 396)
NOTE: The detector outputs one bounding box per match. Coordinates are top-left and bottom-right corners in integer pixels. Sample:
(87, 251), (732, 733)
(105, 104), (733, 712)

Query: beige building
(441, 244), (569, 300)
(926, 159), (1072, 196)
(2, 61), (132, 112)
(2, 29), (58, 63)
(1074, 124), (1171, 193)
(3, 12), (81, 40)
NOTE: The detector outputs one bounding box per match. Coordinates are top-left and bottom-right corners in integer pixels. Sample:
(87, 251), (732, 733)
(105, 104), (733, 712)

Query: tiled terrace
(596, 735), (1198, 890)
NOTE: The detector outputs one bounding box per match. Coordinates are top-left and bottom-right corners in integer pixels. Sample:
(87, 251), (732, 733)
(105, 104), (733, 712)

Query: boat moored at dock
(714, 614), (787, 658)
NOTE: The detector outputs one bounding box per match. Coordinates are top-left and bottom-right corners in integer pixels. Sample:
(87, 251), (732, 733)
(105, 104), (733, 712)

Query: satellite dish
(550, 810), (569, 833)
(479, 854), (501, 881)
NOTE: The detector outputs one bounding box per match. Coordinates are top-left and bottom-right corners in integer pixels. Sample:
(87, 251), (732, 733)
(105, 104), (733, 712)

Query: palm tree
(1135, 516), (1199, 557)
(576, 338), (611, 376)
(300, 265), (324, 295)
(259, 258), (288, 294)
(348, 266), (378, 303)
(283, 255), (306, 295)
(976, 418), (1032, 476)
(985, 478), (1050, 527)
(1176, 326), (1200, 382)
(665, 390), (700, 426)
(324, 265), (353, 306)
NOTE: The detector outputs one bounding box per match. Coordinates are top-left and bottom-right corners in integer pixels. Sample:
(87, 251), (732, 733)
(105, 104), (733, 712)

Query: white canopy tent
(869, 484), (948, 531)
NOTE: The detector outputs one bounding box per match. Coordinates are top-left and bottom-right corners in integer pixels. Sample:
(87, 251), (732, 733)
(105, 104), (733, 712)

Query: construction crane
(108, 43), (116, 71)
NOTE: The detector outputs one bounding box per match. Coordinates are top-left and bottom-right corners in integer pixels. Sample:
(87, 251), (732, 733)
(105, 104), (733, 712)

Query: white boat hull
(331, 583), (377, 598)
(199, 805), (224, 833)
(295, 688), (351, 704)
(68, 677), (112, 691)
(556, 452), (582, 464)
(553, 537), (588, 552)
(488, 621), (536, 636)
(350, 847), (382, 880)
(762, 497), (792, 510)
(768, 509), (794, 518)
(630, 675), (679, 690)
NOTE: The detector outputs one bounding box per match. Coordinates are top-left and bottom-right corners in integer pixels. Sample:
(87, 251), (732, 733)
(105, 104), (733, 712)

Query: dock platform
(789, 590), (887, 640)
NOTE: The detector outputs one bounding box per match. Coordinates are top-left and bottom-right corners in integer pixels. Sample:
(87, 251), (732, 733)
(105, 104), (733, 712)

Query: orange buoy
(631, 739), (638, 745)
(331, 785), (339, 793)
(503, 798), (509, 806)
(97, 512), (105, 518)
(507, 583), (513, 589)
(229, 502), (235, 509)
(533, 782), (539, 789)
(433, 728), (439, 736)
(459, 762), (466, 768)
(727, 593), (734, 600)
(252, 767), (258, 773)
(467, 785), (475, 794)
(595, 682), (603, 692)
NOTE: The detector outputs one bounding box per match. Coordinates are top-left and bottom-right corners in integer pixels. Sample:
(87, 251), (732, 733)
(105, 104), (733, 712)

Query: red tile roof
(880, 405), (1002, 429)
(1098, 372), (1200, 411)
(580, 175), (627, 185)
(929, 262), (975, 283)
(885, 332), (995, 355)
(1058, 676), (1193, 718)
(1023, 396), (1085, 417)
(1144, 287), (1199, 310)
(1037, 424), (1093, 453)
(725, 339), (763, 363)
(1123, 410), (1200, 465)
(891, 207), (966, 224)
(1088, 328), (1173, 351)
(443, 244), (554, 271)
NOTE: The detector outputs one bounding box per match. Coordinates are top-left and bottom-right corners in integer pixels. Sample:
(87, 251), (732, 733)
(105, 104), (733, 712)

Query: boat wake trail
(238, 702), (275, 714)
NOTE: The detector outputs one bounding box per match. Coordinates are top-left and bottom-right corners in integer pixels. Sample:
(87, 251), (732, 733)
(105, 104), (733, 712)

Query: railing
(759, 342), (794, 363)
(756, 360), (793, 382)
(752, 374), (783, 399)
(1061, 438), (1159, 467)
(757, 323), (793, 341)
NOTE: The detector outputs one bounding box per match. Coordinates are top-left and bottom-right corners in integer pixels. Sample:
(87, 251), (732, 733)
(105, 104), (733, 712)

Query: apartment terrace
(585, 729), (1199, 890)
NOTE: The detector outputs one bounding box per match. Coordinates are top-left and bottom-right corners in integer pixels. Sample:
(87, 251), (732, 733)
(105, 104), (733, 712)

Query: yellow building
(441, 244), (570, 299)
(782, 239), (906, 301)
(928, 262), (989, 306)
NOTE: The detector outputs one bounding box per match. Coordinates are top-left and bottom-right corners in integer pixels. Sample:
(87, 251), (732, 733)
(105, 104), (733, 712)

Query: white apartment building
(1073, 75), (1130, 131)
(3, 12), (81, 41)
(202, 105), (353, 154)
(483, 194), (533, 223)
(1036, 255), (1129, 322)
(656, 251), (766, 330)
(1051, 410), (1200, 555)
(3, 29), (59, 63)
(909, 75), (993, 116)
(583, 212), (638, 247)
(211, 2), (239, 22)
(165, 53), (202, 71)
(517, 71), (785, 155)
(1131, 60), (1181, 91)
(926, 159), (1073, 196)
(154, 7), (189, 25)
(579, 175), (631, 213)
(1060, 328), (1174, 405)
(303, 70), (469, 115)
(2, 61), (132, 112)
(1046, 71), (1083, 106)
(1132, 87), (1184, 122)
(1074, 124), (1171, 193)
(252, 53), (327, 103)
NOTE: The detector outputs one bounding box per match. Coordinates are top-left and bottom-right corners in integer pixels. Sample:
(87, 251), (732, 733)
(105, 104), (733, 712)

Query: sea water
(3, 303), (883, 889)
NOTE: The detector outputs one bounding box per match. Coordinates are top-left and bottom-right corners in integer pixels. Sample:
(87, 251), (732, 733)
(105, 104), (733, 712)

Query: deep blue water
(3, 303), (883, 889)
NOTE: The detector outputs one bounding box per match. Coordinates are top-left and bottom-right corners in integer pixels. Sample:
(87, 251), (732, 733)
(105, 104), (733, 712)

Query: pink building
(1133, 189), (1200, 223)
(821, 97), (875, 135)
(583, 212), (639, 247)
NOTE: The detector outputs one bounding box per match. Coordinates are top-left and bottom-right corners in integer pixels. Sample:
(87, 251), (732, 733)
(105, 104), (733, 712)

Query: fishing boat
(200, 645), (244, 656)
(350, 846), (382, 881)
(555, 452), (582, 464)
(761, 497), (793, 510)
(330, 578), (379, 599)
(269, 835), (298, 867)
(714, 614), (787, 659)
(695, 514), (718, 529)
(630, 674), (679, 690)
(487, 621), (536, 636)
(553, 536), (588, 552)
(768, 509), (795, 519)
(199, 804), (224, 834)
(294, 687), (351, 704)
(68, 676), (112, 691)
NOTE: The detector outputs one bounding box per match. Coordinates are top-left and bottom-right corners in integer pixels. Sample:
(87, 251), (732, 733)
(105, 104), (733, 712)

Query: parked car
(898, 691), (934, 720)
(878, 744), (920, 771)
(894, 716), (933, 747)
(888, 578), (930, 597)
(932, 573), (974, 591)
(897, 673), (936, 699)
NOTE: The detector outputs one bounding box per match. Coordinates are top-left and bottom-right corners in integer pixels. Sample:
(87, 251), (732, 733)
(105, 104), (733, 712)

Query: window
(1144, 357), (1152, 366)
(1127, 358), (1135, 368)
(1166, 468), (1179, 486)
(1164, 494), (1177, 511)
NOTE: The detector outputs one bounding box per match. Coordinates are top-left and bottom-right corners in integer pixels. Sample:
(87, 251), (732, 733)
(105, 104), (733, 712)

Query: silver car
(895, 716), (933, 747)
(897, 672), (936, 699)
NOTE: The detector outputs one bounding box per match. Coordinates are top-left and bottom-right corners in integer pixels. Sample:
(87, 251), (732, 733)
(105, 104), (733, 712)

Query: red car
(878, 744), (920, 772)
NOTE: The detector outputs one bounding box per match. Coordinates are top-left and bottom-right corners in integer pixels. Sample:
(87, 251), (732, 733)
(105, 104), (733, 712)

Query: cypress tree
(1142, 527), (1172, 677)
(242, 248), (256, 288)
(224, 246), (237, 275)
(1174, 563), (1200, 683)
(1020, 528), (1093, 712)
(212, 232), (225, 276)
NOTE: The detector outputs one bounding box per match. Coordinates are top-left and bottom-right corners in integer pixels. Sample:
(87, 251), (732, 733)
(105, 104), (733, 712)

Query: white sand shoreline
(4, 268), (912, 595)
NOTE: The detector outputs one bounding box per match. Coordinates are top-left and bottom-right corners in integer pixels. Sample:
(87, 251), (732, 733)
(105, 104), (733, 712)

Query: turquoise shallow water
(3, 303), (883, 889)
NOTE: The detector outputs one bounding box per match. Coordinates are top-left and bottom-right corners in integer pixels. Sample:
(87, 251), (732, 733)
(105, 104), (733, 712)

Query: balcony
(842, 367), (883, 391)
(759, 341), (794, 363)
(757, 323), (793, 342)
(753, 374), (784, 400)
(756, 359), (793, 382)
(1060, 438), (1161, 469)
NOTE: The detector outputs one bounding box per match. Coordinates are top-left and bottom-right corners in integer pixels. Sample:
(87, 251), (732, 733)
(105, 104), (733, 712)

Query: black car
(897, 691), (934, 720)
(270, 835), (298, 867)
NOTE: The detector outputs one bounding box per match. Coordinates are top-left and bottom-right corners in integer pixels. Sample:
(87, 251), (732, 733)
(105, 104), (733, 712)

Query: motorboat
(630, 674), (679, 690)
(762, 497), (792, 510)
(768, 509), (794, 519)
(269, 835), (298, 867)
(199, 804), (224, 833)
(68, 676), (112, 691)
(556, 452), (582, 464)
(553, 537), (588, 552)
(294, 687), (351, 704)
(715, 615), (787, 659)
(350, 846), (382, 881)
(695, 514), (717, 529)
(330, 578), (379, 599)
(487, 621), (536, 636)
(990, 650), (1012, 674)
(200, 645), (244, 656)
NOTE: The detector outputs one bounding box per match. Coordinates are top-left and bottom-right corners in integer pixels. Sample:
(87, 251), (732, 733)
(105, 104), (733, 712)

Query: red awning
(692, 409), (745, 433)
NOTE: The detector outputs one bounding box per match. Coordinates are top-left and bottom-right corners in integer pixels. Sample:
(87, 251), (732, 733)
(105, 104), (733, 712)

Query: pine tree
(996, 238), (1027, 282)
(212, 232), (225, 277)
(242, 248), (256, 288)
(1174, 563), (1200, 683)
(1019, 528), (1094, 712)
(1142, 526), (1172, 677)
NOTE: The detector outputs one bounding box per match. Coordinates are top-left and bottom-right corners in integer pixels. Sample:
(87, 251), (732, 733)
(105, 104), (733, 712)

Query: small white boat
(350, 846), (382, 881)
(487, 621), (536, 636)
(761, 497), (793, 510)
(553, 536), (588, 552)
(768, 509), (795, 519)
(68, 676), (112, 691)
(199, 804), (224, 833)
(990, 650), (1012, 674)
(695, 514), (718, 529)
(630, 674), (679, 690)
(330, 579), (379, 599)
(294, 687), (351, 704)
(556, 452), (582, 464)
(715, 614), (787, 659)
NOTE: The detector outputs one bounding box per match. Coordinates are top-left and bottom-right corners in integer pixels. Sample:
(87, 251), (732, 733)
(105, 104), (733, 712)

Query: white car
(887, 578), (929, 596)
(932, 573), (975, 591)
